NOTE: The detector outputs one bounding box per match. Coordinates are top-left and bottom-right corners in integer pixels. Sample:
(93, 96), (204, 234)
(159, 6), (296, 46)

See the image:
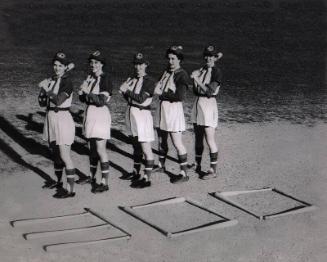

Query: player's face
(53, 61), (67, 76)
(90, 59), (103, 74)
(167, 54), (181, 71)
(204, 55), (218, 68)
(134, 63), (147, 76)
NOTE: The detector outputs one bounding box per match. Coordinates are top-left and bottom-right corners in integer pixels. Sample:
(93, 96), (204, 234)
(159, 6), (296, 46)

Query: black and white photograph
(0, 0), (326, 261)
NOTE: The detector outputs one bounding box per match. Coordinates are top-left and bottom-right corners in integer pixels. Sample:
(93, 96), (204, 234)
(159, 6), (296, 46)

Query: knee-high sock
(100, 162), (110, 185)
(210, 152), (218, 173)
(89, 139), (99, 178)
(52, 143), (64, 182)
(178, 154), (188, 175)
(54, 162), (64, 183)
(158, 130), (168, 168)
(66, 169), (75, 193)
(194, 124), (205, 167)
(144, 160), (154, 180)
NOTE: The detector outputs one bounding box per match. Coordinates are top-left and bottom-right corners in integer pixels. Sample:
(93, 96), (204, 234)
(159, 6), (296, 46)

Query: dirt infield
(1, 104), (326, 261)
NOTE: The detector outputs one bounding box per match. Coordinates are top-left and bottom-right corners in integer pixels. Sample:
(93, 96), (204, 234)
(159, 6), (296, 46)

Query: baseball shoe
(54, 190), (76, 199)
(170, 173), (189, 184)
(200, 169), (217, 180)
(130, 178), (143, 188)
(131, 178), (151, 189)
(92, 183), (109, 193)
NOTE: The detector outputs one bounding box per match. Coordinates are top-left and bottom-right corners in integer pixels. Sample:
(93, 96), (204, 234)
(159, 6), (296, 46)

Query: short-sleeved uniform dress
(123, 75), (155, 142)
(191, 66), (222, 128)
(41, 75), (75, 145)
(80, 73), (113, 140)
(155, 68), (189, 132)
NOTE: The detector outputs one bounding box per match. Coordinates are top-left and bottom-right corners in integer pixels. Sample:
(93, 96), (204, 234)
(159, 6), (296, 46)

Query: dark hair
(166, 46), (184, 61)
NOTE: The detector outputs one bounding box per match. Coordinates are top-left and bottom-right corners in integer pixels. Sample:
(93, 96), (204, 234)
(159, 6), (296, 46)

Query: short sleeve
(211, 67), (222, 84)
(142, 77), (155, 96)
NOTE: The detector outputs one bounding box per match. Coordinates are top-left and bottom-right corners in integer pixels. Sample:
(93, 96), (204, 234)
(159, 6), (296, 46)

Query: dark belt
(196, 94), (216, 98)
(159, 98), (181, 103)
(128, 103), (151, 110)
(47, 107), (70, 112)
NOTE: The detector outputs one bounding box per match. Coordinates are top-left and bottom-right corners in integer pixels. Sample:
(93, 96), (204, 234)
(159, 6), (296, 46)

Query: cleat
(170, 174), (189, 184)
(54, 190), (76, 199)
(130, 178), (143, 188)
(200, 169), (217, 180)
(135, 179), (151, 188)
(92, 184), (109, 193)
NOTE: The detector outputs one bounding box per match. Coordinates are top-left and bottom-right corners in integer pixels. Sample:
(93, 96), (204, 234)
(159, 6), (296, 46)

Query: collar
(51, 74), (67, 80)
(168, 67), (183, 74)
(90, 71), (105, 78)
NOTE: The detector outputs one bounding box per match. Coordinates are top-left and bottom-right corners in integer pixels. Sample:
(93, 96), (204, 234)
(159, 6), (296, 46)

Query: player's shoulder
(175, 67), (188, 76)
(61, 74), (73, 85)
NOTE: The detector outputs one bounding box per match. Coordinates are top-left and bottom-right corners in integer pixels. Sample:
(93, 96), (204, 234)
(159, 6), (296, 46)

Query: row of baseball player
(38, 45), (223, 198)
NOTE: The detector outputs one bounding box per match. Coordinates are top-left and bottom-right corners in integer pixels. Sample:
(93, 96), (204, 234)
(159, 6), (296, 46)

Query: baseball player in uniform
(190, 45), (223, 179)
(38, 52), (76, 198)
(119, 53), (155, 188)
(78, 50), (113, 193)
(154, 46), (190, 184)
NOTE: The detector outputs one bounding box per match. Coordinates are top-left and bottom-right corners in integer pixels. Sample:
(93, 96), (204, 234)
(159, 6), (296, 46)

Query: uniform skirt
(155, 101), (186, 132)
(43, 111), (75, 145)
(191, 96), (218, 128)
(84, 105), (111, 140)
(126, 106), (155, 142)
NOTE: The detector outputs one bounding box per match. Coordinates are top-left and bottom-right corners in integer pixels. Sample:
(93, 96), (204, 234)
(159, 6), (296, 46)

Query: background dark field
(0, 0), (326, 127)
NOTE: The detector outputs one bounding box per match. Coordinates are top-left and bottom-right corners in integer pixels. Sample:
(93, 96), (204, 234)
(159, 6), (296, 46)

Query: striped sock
(144, 160), (154, 181)
(210, 152), (218, 173)
(178, 154), (188, 176)
(54, 163), (64, 183)
(66, 169), (75, 193)
(89, 157), (98, 179)
(100, 162), (110, 185)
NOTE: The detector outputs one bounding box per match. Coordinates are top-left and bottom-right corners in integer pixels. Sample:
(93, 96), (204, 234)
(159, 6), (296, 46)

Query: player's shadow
(1, 115), (87, 186)
(0, 135), (53, 183)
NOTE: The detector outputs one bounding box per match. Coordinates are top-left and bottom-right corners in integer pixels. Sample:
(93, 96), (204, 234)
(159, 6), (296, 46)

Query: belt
(47, 107), (70, 112)
(128, 103), (151, 110)
(159, 98), (181, 103)
(196, 94), (216, 98)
